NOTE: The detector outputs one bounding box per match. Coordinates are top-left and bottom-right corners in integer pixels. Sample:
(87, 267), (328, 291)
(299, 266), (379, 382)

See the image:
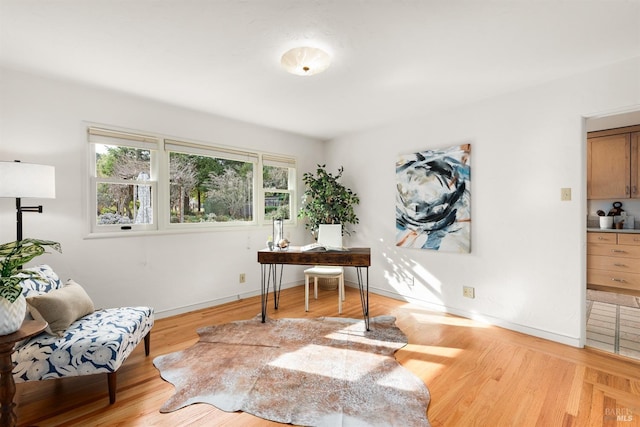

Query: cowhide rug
(153, 315), (431, 426)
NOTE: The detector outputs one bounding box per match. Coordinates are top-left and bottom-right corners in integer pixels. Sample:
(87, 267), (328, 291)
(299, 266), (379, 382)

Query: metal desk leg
(272, 264), (283, 309)
(260, 264), (270, 322)
(356, 266), (370, 330)
(260, 263), (283, 323)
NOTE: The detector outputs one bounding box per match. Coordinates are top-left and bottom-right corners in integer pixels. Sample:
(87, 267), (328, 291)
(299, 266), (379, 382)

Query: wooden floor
(14, 285), (640, 426)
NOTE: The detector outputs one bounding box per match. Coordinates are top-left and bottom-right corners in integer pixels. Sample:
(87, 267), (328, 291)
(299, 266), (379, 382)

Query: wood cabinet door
(587, 133), (630, 199)
(631, 132), (640, 198)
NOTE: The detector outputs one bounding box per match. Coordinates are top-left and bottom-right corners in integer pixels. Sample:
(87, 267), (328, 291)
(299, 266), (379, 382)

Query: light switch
(560, 188), (571, 201)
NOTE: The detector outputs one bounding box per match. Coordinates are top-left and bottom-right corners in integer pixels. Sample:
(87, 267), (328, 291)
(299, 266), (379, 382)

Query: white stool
(304, 266), (345, 314)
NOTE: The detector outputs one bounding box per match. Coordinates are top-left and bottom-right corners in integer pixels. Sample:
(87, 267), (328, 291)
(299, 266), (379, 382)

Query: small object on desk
(301, 242), (349, 252)
(277, 238), (290, 250)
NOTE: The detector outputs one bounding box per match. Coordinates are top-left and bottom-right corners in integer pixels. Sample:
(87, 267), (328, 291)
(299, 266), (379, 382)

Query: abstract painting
(396, 144), (471, 252)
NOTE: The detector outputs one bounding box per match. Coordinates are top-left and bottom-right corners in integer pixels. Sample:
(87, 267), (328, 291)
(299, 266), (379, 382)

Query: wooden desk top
(257, 247), (370, 267)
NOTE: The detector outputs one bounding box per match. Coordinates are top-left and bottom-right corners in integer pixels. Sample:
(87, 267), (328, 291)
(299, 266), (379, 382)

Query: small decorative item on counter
(608, 201), (624, 216)
(266, 236), (274, 251)
(600, 215), (614, 229)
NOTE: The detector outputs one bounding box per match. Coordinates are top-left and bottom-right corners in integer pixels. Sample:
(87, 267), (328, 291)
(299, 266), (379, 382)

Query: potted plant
(0, 238), (61, 335)
(298, 164), (360, 239)
(298, 165), (359, 290)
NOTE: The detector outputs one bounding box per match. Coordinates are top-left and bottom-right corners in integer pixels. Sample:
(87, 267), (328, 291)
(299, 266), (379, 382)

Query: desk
(0, 320), (47, 427)
(257, 248), (371, 329)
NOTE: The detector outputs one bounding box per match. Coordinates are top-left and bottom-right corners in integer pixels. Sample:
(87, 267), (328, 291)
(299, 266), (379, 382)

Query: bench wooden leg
(144, 332), (151, 356)
(107, 372), (117, 404)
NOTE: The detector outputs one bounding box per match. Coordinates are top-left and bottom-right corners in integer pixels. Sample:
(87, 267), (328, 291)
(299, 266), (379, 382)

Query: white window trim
(260, 153), (297, 224)
(86, 123), (297, 238)
(164, 138), (260, 229)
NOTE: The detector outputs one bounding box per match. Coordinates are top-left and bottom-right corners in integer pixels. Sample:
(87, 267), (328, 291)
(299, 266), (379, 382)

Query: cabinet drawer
(587, 254), (640, 274)
(587, 243), (640, 258)
(617, 233), (640, 246)
(587, 232), (617, 244)
(587, 269), (640, 292)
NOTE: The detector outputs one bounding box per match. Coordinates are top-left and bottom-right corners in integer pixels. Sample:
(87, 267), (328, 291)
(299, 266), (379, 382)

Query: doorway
(585, 110), (640, 361)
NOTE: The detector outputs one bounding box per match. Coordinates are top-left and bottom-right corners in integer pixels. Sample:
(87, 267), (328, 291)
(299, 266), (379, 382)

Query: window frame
(164, 138), (260, 229)
(261, 153), (297, 224)
(88, 126), (160, 234)
(86, 124), (297, 237)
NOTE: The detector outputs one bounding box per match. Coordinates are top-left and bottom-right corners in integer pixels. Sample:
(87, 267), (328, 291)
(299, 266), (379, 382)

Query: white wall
(0, 68), (324, 318)
(2, 57), (639, 346)
(326, 57), (640, 346)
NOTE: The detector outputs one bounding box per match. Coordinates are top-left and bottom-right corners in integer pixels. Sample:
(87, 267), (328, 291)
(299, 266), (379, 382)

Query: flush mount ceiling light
(280, 47), (331, 76)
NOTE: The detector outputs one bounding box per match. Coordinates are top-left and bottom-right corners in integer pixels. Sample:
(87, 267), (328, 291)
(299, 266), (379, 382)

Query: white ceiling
(1, 0), (639, 140)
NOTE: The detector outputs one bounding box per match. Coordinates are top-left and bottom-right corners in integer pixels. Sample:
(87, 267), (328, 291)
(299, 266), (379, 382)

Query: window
(164, 139), (258, 225)
(88, 127), (158, 233)
(262, 154), (296, 221)
(87, 125), (296, 235)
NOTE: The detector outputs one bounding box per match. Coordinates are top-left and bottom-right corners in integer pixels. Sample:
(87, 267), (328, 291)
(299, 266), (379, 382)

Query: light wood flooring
(14, 285), (640, 426)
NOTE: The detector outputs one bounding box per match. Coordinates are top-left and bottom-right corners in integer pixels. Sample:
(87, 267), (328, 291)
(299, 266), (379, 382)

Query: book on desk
(300, 243), (350, 252)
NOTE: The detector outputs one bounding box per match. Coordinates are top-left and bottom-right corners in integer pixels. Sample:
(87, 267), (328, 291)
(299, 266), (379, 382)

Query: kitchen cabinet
(587, 231), (640, 295)
(587, 125), (640, 200)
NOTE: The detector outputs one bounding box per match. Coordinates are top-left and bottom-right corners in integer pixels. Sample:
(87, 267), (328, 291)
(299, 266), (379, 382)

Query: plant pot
(599, 216), (614, 229)
(0, 294), (26, 335)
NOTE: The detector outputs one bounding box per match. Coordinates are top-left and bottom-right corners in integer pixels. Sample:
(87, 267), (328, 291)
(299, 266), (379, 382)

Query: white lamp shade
(0, 161), (56, 198)
(281, 47), (331, 76)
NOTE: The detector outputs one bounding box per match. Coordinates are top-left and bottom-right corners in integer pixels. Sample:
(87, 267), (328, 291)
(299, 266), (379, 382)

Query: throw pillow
(26, 279), (95, 336)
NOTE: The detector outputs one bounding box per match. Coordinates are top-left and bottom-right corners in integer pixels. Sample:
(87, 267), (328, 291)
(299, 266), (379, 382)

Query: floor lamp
(0, 160), (56, 241)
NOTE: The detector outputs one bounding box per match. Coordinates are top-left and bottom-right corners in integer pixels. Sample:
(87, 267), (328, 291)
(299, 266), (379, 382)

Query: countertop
(587, 228), (640, 234)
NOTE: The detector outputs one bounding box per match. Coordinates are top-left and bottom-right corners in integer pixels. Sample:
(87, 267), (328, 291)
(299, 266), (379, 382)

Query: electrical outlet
(239, 273), (246, 283)
(560, 187), (571, 201)
(463, 286), (475, 299)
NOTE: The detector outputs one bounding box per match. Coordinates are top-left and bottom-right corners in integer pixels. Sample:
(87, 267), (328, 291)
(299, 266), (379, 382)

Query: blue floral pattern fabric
(18, 264), (64, 298)
(13, 265), (154, 383)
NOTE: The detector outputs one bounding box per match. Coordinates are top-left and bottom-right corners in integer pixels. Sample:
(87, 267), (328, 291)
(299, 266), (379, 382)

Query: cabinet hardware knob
(611, 278), (626, 282)
(634, 186), (638, 195)
(612, 249), (626, 253)
(613, 263), (626, 267)
(626, 185), (630, 195)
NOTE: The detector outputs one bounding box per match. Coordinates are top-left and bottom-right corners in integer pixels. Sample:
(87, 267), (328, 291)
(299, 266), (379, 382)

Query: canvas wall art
(396, 144), (471, 253)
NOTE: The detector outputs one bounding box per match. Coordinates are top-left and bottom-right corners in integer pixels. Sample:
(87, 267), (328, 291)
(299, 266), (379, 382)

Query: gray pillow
(26, 279), (95, 336)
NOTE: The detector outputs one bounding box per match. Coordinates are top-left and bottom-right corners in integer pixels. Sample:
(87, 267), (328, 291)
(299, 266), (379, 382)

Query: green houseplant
(298, 164), (360, 239)
(0, 238), (61, 335)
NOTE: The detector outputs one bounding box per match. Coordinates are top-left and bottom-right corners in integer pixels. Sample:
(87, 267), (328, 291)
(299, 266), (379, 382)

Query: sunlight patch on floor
(268, 343), (385, 381)
(407, 310), (490, 328)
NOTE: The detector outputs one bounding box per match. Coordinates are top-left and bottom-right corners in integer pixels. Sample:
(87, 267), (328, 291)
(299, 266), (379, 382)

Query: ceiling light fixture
(280, 47), (331, 76)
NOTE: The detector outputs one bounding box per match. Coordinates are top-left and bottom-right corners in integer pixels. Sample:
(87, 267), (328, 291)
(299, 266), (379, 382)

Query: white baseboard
(367, 285), (582, 348)
(154, 283), (298, 319)
(155, 281), (581, 348)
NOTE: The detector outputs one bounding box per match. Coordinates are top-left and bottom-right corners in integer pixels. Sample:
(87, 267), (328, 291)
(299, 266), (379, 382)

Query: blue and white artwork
(396, 144), (471, 253)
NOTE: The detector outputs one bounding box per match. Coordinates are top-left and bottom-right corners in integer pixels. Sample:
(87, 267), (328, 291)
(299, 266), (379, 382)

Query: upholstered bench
(11, 265), (154, 403)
